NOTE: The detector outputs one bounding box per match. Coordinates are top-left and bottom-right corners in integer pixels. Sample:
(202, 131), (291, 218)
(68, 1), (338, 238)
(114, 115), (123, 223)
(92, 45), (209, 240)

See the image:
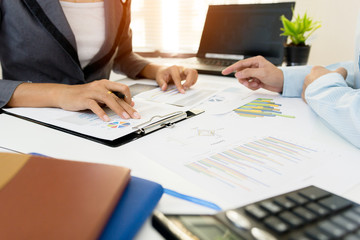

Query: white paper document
(130, 92), (360, 209)
(194, 86), (253, 114)
(135, 132), (331, 208)
(4, 81), (237, 142)
(4, 99), (185, 141)
(3, 82), (234, 142)
(135, 85), (218, 107)
(134, 81), (253, 111)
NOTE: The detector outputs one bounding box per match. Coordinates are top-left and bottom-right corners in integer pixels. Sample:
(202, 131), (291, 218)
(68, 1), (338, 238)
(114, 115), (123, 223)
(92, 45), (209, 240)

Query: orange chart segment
(234, 98), (295, 118)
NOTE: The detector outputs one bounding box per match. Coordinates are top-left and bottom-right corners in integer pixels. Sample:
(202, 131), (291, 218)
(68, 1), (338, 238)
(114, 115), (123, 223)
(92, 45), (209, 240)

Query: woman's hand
(140, 63), (198, 93)
(8, 80), (140, 122)
(155, 65), (198, 93)
(58, 80), (140, 121)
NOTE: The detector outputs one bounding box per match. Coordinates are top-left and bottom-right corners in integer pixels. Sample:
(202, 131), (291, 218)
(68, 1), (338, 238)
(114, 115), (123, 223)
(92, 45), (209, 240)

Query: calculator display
(167, 215), (242, 240)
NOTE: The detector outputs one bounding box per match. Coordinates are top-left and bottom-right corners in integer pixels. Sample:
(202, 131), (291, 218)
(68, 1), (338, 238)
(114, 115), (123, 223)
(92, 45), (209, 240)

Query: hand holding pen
(55, 79), (141, 122)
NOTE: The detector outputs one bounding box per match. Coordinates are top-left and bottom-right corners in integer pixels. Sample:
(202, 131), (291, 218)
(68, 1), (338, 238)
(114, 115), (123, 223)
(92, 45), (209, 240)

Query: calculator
(152, 186), (360, 240)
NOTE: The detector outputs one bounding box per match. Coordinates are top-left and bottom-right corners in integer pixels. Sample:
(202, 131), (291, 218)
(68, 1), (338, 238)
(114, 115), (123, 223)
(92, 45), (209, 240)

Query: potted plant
(280, 11), (321, 66)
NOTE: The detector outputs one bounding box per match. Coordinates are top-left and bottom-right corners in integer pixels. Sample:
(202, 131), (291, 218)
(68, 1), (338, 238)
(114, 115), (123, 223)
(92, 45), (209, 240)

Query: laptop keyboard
(221, 186), (360, 240)
(197, 58), (237, 67)
(182, 57), (236, 67)
(177, 57), (238, 73)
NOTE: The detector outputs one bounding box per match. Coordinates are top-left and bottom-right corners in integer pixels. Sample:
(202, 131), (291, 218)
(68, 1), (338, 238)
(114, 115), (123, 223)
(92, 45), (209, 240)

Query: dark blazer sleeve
(0, 2), (24, 108)
(111, 1), (150, 79)
(0, 80), (24, 108)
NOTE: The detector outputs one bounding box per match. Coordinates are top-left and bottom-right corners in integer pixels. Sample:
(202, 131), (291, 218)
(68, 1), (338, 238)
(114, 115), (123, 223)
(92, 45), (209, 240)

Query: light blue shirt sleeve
(280, 65), (312, 97)
(305, 72), (360, 148)
(280, 61), (355, 98)
(280, 61), (359, 148)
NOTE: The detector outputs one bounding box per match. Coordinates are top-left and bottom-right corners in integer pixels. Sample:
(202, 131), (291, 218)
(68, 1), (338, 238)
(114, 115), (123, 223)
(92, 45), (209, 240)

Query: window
(130, 0), (283, 55)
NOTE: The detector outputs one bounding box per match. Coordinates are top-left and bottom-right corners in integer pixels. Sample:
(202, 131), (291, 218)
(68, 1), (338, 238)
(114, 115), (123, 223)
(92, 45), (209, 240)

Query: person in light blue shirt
(222, 55), (360, 149)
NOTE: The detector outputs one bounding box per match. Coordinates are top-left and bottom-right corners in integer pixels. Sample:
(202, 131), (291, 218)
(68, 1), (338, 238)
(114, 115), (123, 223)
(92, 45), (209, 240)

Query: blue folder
(99, 177), (164, 240)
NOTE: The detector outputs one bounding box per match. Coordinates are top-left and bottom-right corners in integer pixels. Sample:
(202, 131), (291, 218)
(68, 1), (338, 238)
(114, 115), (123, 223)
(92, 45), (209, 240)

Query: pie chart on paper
(107, 121), (131, 129)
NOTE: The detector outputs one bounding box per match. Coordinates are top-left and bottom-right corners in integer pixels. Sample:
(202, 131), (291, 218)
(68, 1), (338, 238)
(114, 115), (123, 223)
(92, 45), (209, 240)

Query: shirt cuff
(305, 72), (348, 99)
(281, 65), (312, 97)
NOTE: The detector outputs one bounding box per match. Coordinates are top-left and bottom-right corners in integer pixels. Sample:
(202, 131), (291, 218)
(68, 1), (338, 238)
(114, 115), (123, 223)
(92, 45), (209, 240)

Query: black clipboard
(1, 108), (204, 147)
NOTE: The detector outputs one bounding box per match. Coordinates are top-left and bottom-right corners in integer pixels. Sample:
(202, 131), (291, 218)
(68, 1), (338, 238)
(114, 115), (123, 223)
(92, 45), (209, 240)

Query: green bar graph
(234, 98), (295, 118)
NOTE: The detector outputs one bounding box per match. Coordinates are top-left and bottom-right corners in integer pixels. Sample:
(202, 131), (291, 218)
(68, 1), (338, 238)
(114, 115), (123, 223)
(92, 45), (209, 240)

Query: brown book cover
(0, 153), (131, 240)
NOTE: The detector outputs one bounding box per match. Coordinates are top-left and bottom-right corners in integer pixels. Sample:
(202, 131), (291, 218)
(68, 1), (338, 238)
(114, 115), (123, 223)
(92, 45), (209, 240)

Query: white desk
(1, 73), (360, 239)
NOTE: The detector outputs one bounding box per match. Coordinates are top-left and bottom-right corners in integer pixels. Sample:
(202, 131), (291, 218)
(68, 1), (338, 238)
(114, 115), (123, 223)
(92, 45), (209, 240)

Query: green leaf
(279, 10), (321, 46)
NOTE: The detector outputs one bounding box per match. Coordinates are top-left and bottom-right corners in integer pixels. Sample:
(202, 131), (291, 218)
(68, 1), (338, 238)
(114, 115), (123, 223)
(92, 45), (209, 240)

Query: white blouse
(60, 1), (106, 69)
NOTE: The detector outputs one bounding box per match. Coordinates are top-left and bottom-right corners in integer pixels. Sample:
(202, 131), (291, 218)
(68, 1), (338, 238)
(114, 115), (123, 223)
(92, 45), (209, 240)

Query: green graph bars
(234, 98), (295, 118)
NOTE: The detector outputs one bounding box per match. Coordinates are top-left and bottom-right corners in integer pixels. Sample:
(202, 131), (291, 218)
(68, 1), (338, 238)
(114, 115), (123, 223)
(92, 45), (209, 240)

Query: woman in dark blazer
(0, 0), (198, 121)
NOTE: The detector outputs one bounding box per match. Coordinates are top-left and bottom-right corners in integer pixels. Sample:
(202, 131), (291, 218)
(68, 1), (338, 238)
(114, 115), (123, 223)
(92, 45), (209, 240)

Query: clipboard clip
(133, 109), (203, 135)
(133, 111), (187, 134)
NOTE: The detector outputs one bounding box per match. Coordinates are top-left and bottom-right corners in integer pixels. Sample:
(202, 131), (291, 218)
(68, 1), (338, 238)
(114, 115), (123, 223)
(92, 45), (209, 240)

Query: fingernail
(133, 112), (141, 119)
(103, 115), (110, 122)
(122, 112), (130, 119)
(180, 88), (185, 94)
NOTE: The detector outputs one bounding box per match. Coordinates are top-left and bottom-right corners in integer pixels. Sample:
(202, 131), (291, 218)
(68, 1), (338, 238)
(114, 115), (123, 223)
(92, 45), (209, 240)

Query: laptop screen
(197, 2), (295, 65)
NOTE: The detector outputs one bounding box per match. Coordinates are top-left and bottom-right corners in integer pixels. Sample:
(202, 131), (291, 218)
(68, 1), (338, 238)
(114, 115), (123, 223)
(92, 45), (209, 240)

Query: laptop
(178, 2), (295, 76)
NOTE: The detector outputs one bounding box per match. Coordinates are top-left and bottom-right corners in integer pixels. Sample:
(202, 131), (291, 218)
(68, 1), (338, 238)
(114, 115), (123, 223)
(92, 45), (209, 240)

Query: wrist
(140, 63), (162, 79)
(8, 83), (66, 108)
(50, 84), (67, 108)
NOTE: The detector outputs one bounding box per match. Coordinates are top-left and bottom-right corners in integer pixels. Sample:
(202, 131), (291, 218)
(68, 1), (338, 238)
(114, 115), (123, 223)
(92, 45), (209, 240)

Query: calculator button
(304, 226), (331, 240)
(293, 206), (317, 222)
(251, 227), (277, 240)
(306, 203), (330, 217)
(354, 206), (360, 215)
(287, 193), (309, 205)
(343, 210), (360, 224)
(225, 210), (251, 230)
(319, 195), (352, 212)
(263, 216), (289, 234)
(244, 204), (268, 220)
(259, 201), (282, 214)
(274, 196), (295, 209)
(331, 215), (358, 232)
(344, 234), (360, 240)
(278, 211), (304, 228)
(289, 233), (312, 240)
(318, 220), (346, 238)
(299, 186), (331, 201)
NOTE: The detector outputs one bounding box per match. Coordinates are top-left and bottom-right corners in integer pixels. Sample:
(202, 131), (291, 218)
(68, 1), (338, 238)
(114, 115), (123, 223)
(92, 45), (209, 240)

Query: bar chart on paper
(185, 136), (317, 192)
(135, 86), (217, 107)
(234, 98), (295, 118)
